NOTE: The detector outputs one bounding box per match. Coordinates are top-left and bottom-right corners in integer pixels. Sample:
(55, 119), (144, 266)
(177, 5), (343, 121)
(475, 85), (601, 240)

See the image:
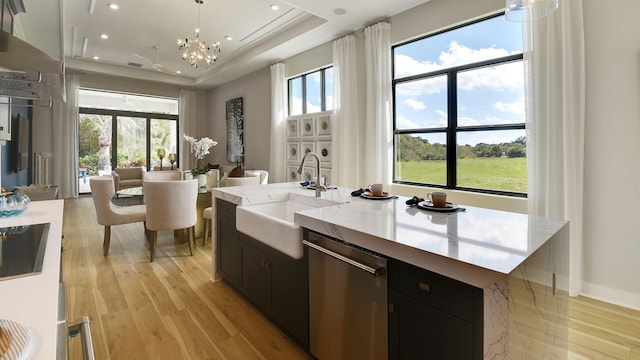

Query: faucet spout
(297, 152), (322, 197)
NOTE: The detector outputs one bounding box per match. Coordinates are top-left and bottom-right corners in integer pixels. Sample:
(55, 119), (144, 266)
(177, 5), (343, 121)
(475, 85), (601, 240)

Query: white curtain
(269, 63), (287, 183)
(52, 74), (79, 198)
(363, 22), (393, 186)
(331, 35), (361, 188)
(524, 0), (585, 296)
(179, 90), (197, 170)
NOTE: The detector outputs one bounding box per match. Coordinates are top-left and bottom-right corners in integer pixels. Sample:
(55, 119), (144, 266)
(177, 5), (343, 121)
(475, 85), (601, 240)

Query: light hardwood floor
(63, 196), (640, 359)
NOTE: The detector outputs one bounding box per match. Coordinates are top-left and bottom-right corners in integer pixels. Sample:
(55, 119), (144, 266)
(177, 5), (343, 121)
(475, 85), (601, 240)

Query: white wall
(206, 67), (272, 172)
(581, 0), (640, 309)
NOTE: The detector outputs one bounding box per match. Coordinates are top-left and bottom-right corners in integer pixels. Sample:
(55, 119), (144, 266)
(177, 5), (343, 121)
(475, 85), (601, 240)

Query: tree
(507, 144), (526, 158)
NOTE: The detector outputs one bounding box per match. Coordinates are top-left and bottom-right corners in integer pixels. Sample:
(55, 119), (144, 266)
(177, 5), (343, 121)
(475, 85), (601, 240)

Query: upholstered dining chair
(244, 170), (269, 184)
(225, 175), (261, 187)
(143, 179), (198, 262)
(143, 170), (183, 181)
(89, 176), (146, 256)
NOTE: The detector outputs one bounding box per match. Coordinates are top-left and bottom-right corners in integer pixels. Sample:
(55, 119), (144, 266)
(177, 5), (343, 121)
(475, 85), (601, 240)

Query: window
(78, 90), (179, 189)
(393, 14), (526, 196)
(288, 67), (333, 115)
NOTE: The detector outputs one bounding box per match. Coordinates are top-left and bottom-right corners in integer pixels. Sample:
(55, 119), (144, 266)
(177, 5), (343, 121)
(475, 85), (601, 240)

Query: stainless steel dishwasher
(303, 230), (387, 360)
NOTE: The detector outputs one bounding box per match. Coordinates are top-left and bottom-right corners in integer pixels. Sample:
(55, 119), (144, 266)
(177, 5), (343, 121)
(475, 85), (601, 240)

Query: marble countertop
(213, 182), (568, 288)
(0, 200), (64, 360)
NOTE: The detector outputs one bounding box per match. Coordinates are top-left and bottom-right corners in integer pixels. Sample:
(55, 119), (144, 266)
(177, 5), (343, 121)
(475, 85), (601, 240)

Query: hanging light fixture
(177, 0), (220, 68)
(505, 0), (559, 21)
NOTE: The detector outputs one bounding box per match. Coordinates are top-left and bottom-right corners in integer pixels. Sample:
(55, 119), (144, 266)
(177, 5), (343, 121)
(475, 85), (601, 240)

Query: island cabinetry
(388, 259), (484, 360)
(216, 199), (239, 287)
(238, 232), (309, 348)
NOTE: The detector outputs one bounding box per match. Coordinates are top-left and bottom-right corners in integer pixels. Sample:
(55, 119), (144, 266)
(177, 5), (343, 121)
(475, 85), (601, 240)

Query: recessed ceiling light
(109, 3), (119, 10)
(334, 8), (346, 15)
(100, 34), (108, 39)
(225, 36), (232, 41)
(270, 4), (279, 10)
(92, 56), (99, 60)
(176, 70), (182, 74)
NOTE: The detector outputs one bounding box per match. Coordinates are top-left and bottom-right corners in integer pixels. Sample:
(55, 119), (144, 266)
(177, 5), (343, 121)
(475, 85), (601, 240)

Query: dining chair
(143, 170), (183, 181)
(143, 179), (198, 262)
(244, 170), (269, 184)
(89, 176), (146, 256)
(225, 176), (261, 187)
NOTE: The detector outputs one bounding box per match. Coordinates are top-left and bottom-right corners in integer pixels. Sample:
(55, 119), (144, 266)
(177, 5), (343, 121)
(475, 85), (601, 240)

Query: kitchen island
(212, 182), (569, 359)
(0, 200), (64, 360)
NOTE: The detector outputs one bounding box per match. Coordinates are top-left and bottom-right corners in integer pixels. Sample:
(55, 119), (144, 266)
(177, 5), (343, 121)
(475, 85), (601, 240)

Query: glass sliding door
(116, 116), (147, 168)
(78, 113), (113, 188)
(150, 118), (178, 170)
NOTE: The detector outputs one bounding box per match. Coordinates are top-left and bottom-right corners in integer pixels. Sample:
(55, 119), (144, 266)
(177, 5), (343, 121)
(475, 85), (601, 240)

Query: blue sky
(394, 15), (525, 146)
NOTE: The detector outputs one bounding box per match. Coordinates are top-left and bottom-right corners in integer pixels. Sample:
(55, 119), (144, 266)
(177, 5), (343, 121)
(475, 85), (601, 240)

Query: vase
(196, 174), (207, 188)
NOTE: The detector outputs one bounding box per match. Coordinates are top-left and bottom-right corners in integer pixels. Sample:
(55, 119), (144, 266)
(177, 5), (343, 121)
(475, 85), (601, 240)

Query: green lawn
(396, 157), (527, 193)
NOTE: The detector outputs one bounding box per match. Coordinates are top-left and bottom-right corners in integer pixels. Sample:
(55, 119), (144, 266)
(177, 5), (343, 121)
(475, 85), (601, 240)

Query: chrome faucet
(297, 152), (324, 197)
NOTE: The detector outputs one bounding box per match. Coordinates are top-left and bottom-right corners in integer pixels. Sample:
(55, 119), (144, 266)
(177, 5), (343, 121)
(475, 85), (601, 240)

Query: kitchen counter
(0, 200), (64, 360)
(212, 182), (570, 358)
(213, 182), (566, 286)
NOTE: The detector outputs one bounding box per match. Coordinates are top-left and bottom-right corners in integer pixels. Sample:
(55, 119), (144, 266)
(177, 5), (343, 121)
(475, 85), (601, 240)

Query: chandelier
(177, 0), (220, 68)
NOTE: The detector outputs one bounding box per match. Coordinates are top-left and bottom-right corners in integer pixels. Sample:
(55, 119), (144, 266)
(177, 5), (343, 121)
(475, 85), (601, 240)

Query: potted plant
(182, 134), (218, 187)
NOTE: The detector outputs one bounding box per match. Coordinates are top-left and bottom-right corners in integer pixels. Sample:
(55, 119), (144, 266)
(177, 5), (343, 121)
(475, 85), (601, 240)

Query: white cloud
(306, 101), (321, 113)
(458, 116), (481, 127)
(404, 98), (426, 110)
(396, 42), (523, 96)
(396, 116), (420, 129)
(494, 96), (525, 115)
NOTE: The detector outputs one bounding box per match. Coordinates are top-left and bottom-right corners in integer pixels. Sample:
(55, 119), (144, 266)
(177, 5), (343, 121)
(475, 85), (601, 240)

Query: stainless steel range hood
(0, 31), (65, 102)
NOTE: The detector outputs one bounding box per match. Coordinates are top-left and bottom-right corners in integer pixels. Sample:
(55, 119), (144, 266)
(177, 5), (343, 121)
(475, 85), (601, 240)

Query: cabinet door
(269, 247), (309, 348)
(238, 234), (270, 311)
(389, 289), (474, 360)
(216, 200), (239, 286)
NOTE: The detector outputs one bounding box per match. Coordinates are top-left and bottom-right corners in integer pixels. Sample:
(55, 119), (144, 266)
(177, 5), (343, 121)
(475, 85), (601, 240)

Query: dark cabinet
(388, 259), (483, 360)
(216, 199), (239, 287)
(238, 233), (309, 348)
(215, 198), (309, 349)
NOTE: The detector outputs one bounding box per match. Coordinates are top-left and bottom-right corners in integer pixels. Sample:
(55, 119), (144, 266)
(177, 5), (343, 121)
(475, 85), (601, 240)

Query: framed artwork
(226, 97), (244, 163)
(317, 141), (331, 163)
(287, 166), (299, 181)
(287, 142), (300, 162)
(287, 118), (299, 138)
(302, 142), (315, 156)
(316, 115), (331, 136)
(302, 166), (316, 182)
(301, 117), (314, 137)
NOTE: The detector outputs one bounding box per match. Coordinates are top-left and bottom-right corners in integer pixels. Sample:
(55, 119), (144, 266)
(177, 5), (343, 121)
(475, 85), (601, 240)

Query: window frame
(79, 107), (179, 171)
(392, 14), (527, 198)
(288, 66), (333, 116)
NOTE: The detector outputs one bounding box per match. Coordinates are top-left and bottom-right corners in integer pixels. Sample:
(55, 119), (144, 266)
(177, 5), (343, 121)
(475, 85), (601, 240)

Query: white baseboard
(580, 282), (640, 311)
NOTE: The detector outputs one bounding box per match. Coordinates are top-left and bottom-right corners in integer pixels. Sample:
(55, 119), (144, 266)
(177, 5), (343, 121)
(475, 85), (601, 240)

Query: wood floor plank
(101, 309), (150, 359)
(132, 302), (189, 360)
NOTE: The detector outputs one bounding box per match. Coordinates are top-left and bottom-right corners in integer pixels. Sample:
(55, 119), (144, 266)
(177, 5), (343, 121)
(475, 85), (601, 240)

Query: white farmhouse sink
(236, 193), (340, 259)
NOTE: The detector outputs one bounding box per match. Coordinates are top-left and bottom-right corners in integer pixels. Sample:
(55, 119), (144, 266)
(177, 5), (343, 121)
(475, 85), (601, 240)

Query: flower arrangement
(182, 134), (218, 176)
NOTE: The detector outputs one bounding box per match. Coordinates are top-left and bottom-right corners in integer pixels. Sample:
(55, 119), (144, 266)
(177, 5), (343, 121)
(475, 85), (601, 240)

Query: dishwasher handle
(68, 316), (95, 360)
(303, 239), (384, 277)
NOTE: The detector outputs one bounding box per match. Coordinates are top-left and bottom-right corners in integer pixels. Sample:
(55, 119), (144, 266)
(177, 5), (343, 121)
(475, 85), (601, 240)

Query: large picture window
(393, 14), (526, 196)
(288, 67), (333, 115)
